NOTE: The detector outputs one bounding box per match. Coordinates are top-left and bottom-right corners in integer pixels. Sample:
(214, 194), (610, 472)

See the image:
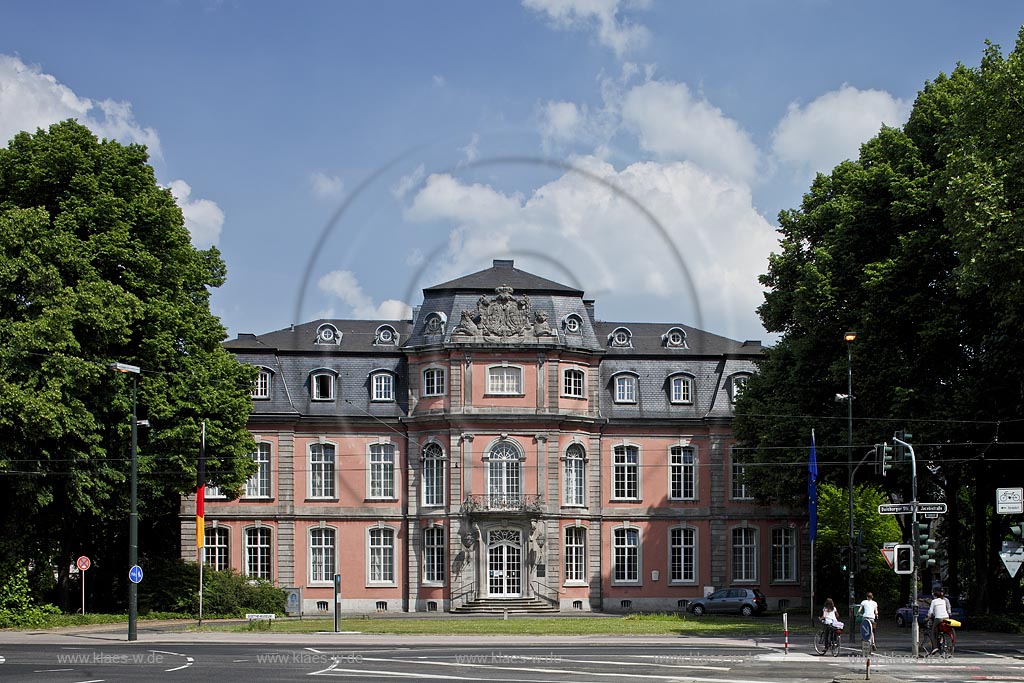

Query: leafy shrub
(137, 559), (284, 617)
(0, 562), (62, 628)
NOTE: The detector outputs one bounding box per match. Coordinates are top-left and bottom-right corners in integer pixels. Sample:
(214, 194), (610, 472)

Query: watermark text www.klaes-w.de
(255, 652), (363, 665)
(455, 651), (562, 665)
(56, 652), (167, 665)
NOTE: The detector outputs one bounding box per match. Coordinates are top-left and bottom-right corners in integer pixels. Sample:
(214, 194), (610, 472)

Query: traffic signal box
(894, 544), (914, 574)
(876, 443), (894, 475)
(840, 545), (851, 573)
(918, 522), (937, 568)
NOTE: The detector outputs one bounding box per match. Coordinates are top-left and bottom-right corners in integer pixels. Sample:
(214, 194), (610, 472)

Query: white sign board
(1000, 541), (1023, 578)
(997, 488), (1023, 514)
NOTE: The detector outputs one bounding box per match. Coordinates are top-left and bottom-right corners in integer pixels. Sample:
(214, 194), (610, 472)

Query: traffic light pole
(895, 436), (919, 657)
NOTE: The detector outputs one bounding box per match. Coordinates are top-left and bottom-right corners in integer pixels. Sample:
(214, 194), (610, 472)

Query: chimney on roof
(493, 259), (514, 268)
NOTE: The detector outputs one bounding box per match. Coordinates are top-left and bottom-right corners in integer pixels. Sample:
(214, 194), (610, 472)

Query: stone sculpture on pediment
(450, 286), (559, 342)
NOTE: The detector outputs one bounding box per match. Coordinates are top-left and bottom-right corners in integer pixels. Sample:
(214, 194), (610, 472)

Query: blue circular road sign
(128, 565), (143, 584)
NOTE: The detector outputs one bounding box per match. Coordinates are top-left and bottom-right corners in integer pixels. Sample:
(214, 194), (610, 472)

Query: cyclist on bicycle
(822, 597), (840, 628)
(927, 589), (950, 654)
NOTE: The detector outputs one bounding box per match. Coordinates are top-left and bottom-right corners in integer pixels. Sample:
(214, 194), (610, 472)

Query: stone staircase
(452, 596), (559, 614)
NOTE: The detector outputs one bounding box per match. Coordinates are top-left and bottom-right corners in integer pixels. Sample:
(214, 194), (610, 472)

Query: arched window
(563, 443), (586, 507)
(422, 442), (445, 507)
(670, 375), (694, 404)
(486, 440), (522, 507)
(244, 526), (272, 579)
(252, 368), (272, 399)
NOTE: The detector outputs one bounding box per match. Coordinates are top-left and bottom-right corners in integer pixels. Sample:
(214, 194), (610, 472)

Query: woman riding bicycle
(816, 598), (843, 655)
(927, 589), (950, 655)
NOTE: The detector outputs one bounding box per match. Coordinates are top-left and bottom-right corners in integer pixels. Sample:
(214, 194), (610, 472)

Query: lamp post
(110, 361), (140, 642)
(844, 331), (857, 641)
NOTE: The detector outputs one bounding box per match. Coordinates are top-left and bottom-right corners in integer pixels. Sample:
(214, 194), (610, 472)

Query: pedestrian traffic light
(875, 443), (894, 475)
(894, 544), (914, 574)
(840, 545), (851, 573)
(917, 522), (937, 568)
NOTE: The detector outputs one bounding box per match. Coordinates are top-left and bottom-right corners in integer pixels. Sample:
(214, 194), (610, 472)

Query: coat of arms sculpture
(451, 286), (557, 342)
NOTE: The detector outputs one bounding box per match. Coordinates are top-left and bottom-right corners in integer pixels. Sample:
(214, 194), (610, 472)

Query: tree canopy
(734, 29), (1024, 613)
(0, 120), (255, 610)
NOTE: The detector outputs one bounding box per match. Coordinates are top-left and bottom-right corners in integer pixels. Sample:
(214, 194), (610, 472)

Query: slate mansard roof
(225, 259), (762, 419)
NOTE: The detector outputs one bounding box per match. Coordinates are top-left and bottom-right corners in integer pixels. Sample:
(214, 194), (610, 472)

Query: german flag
(196, 421), (206, 550)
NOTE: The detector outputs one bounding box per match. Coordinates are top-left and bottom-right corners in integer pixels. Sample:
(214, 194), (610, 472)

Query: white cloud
(432, 74), (446, 87)
(310, 170), (344, 199)
(318, 269), (413, 320)
(523, 0), (650, 57)
(771, 84), (912, 176)
(391, 163), (426, 200)
(403, 155), (776, 341)
(539, 100), (586, 151)
(460, 133), (480, 164)
(621, 79), (760, 183)
(167, 180), (225, 249)
(0, 54), (161, 157)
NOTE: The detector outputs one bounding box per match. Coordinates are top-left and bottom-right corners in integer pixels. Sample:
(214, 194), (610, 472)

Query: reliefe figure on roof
(452, 286), (557, 342)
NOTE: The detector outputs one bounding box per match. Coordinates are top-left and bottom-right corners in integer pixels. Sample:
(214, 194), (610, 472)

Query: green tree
(734, 29), (1024, 614)
(0, 120), (255, 611)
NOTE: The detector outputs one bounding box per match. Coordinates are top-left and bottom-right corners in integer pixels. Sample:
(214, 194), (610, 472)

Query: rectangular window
(670, 446), (695, 500)
(731, 458), (751, 500)
(372, 373), (394, 401)
(252, 370), (271, 399)
(205, 527), (229, 571)
(369, 444), (396, 499)
(487, 366), (523, 395)
(312, 373), (334, 401)
(563, 447), (585, 507)
(244, 442), (272, 498)
(310, 443), (335, 498)
(671, 376), (692, 403)
(245, 527), (272, 579)
(369, 527), (395, 583)
(564, 526), (586, 583)
(205, 484), (225, 499)
(612, 445), (639, 500)
(732, 527), (757, 582)
(423, 526), (445, 583)
(771, 527), (797, 582)
(422, 368), (446, 396)
(563, 369), (585, 398)
(614, 375), (636, 403)
(309, 527), (336, 584)
(422, 444), (445, 507)
(731, 375), (748, 403)
(670, 527), (696, 583)
(613, 527), (639, 583)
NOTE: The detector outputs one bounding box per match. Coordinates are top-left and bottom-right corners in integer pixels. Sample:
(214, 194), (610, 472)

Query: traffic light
(917, 522), (937, 568)
(840, 545), (851, 573)
(894, 429), (913, 461)
(894, 544), (914, 574)
(856, 545), (867, 572)
(875, 443), (894, 475)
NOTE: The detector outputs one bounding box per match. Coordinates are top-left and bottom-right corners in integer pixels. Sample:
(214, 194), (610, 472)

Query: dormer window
(424, 312), (446, 336)
(563, 314), (583, 334)
(670, 374), (694, 404)
(311, 370), (336, 401)
(609, 327), (632, 348)
(375, 325), (399, 346)
(613, 373), (638, 403)
(315, 323), (341, 345)
(730, 374), (750, 403)
(252, 368), (272, 399)
(371, 371), (396, 402)
(663, 327), (688, 349)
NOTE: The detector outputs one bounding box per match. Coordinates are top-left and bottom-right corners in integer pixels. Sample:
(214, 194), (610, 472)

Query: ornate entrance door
(487, 529), (522, 597)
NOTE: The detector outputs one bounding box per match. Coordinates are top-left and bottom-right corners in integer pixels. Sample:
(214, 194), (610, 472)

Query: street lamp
(110, 361), (140, 642)
(844, 331), (857, 641)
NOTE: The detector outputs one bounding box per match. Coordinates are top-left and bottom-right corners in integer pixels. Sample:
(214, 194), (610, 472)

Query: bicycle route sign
(997, 487), (1023, 514)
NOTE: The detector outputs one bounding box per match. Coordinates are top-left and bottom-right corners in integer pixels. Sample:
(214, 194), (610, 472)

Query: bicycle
(814, 618), (842, 656)
(922, 618), (958, 658)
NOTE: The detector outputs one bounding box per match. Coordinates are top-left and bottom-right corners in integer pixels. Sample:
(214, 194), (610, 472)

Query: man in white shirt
(927, 590), (951, 654)
(858, 591), (879, 650)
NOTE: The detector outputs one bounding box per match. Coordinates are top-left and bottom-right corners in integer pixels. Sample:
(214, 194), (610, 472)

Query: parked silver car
(688, 588), (767, 616)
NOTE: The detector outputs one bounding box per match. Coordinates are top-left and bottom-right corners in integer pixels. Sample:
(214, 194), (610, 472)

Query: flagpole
(809, 429), (818, 625)
(198, 420), (206, 628)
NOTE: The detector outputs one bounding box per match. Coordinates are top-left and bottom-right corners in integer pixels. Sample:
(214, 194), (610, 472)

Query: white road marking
(35, 669), (74, 672)
(150, 649), (194, 672)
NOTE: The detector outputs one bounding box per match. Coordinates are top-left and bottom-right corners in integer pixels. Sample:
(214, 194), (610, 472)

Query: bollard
(782, 612), (789, 654)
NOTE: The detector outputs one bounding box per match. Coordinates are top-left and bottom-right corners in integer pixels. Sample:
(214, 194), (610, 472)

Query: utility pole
(844, 331), (857, 641)
(895, 435), (920, 657)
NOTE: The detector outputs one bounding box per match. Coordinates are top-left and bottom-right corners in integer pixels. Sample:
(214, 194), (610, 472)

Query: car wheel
(896, 614), (906, 628)
(741, 605), (754, 617)
(692, 605), (705, 616)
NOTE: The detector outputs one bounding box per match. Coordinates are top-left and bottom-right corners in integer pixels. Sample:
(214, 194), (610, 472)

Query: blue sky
(2, 1), (1021, 343)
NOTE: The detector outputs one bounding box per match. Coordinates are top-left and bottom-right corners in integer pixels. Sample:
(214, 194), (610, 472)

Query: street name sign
(878, 503), (915, 515)
(918, 503), (947, 514)
(997, 487), (1023, 514)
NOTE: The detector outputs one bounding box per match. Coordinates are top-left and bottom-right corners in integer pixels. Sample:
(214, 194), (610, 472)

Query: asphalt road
(0, 625), (1022, 683)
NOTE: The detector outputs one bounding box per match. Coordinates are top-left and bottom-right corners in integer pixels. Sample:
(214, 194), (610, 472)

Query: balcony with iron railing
(461, 494), (544, 516)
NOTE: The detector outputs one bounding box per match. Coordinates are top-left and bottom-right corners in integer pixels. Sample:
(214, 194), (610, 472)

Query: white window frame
(487, 365), (524, 395)
(309, 442), (336, 499)
(374, 325), (398, 346)
(564, 526), (587, 585)
(367, 526), (396, 585)
(421, 442), (445, 507)
(368, 442), (397, 499)
(771, 526), (797, 583)
(244, 526), (272, 579)
(563, 443), (586, 507)
(612, 444), (640, 501)
(309, 526), (336, 585)
(252, 368), (271, 399)
(564, 314), (582, 334)
(669, 526), (697, 584)
(613, 374), (637, 404)
(731, 374), (749, 403)
(244, 442), (272, 499)
(371, 372), (395, 402)
(423, 525), (445, 584)
(731, 451), (752, 500)
(612, 526), (640, 584)
(731, 526), (758, 583)
(311, 371), (335, 401)
(670, 375), (693, 404)
(204, 484), (226, 500)
(562, 367), (586, 398)
(422, 367), (446, 397)
(669, 446), (696, 501)
(485, 440), (523, 506)
(205, 526), (229, 571)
